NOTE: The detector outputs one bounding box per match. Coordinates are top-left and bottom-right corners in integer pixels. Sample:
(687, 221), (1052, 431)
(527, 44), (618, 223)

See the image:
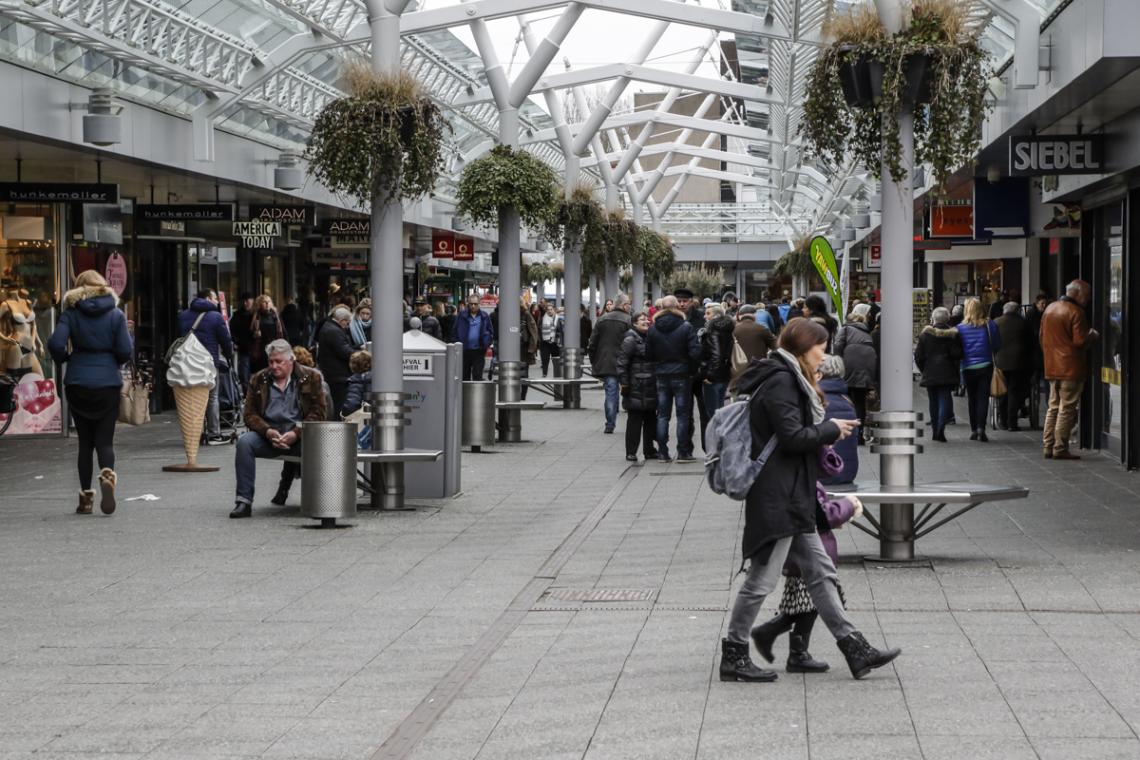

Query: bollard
(561, 347), (582, 409)
(370, 391), (409, 510)
(497, 361), (523, 442)
(300, 421), (358, 528)
(462, 381), (496, 452)
(869, 411), (923, 560)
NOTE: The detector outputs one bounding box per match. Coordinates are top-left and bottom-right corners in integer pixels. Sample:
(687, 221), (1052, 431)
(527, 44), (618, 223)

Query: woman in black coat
(721, 317), (900, 683)
(914, 307), (963, 442)
(615, 312), (657, 462)
(699, 305), (735, 417)
(832, 304), (878, 444)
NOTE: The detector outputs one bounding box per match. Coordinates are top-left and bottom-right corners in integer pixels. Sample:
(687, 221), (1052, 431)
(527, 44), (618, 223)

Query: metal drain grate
(543, 587), (657, 602)
(648, 471), (705, 477)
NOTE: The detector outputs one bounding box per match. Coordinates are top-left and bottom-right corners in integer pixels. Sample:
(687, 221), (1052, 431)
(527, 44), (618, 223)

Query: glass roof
(0, 0), (1069, 236)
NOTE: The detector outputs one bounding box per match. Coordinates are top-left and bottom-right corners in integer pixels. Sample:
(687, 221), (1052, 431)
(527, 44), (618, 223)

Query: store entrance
(134, 238), (192, 411)
(1086, 202), (1128, 464)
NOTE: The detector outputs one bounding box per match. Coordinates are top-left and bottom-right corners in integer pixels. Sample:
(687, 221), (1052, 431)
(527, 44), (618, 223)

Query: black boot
(271, 463), (296, 506)
(750, 613), (794, 663)
(719, 639), (777, 683)
(785, 613), (829, 673)
(836, 632), (901, 679)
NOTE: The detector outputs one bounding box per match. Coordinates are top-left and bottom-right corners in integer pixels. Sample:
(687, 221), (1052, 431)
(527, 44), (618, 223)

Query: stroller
(215, 358), (244, 442)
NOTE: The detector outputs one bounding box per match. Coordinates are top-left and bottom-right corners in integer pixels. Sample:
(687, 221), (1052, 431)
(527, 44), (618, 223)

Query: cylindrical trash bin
(462, 381), (496, 452)
(300, 421), (358, 527)
(551, 357), (563, 401)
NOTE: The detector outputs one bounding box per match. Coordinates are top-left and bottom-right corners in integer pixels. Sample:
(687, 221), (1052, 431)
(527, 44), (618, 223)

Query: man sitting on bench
(231, 339), (327, 519)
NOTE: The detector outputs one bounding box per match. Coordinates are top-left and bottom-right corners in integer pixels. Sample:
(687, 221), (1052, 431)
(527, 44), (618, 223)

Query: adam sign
(1009, 135), (1105, 177)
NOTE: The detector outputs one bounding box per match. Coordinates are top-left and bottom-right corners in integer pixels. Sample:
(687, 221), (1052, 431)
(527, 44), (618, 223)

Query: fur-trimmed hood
(63, 284), (118, 312)
(922, 324), (958, 339)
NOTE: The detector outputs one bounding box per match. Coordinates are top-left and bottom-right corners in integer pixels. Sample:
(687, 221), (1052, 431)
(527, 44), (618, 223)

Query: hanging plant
(526, 261), (555, 287)
(602, 211), (640, 271)
(549, 261), (565, 281)
(773, 238), (814, 279)
(663, 266), (725, 301)
(554, 185), (607, 276)
(305, 63), (449, 208)
(455, 145), (562, 235)
(637, 228), (676, 282)
(802, 0), (991, 190)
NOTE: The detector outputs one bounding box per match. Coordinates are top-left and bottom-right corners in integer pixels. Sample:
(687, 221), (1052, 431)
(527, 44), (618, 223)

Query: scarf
(776, 348), (825, 424)
(349, 318), (371, 348)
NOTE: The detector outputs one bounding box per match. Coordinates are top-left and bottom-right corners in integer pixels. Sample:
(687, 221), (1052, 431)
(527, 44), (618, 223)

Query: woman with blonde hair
(956, 297), (1001, 442)
(48, 270), (132, 515)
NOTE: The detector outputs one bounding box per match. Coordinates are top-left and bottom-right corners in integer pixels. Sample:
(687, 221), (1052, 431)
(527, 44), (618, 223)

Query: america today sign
(1009, 135), (1105, 177)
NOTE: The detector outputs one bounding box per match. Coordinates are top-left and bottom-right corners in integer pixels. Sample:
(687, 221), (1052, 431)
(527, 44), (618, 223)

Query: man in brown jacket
(231, 339), (328, 517)
(729, 305), (777, 390)
(1040, 280), (1097, 460)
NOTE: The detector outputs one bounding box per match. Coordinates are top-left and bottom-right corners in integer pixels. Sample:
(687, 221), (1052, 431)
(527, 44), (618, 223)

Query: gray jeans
(727, 532), (857, 644)
(206, 381), (220, 437)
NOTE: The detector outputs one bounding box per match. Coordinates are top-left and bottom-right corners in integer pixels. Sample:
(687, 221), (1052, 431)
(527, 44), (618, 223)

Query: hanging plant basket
(455, 145), (561, 236)
(837, 45), (880, 108)
(802, 0), (991, 190)
(305, 65), (449, 209)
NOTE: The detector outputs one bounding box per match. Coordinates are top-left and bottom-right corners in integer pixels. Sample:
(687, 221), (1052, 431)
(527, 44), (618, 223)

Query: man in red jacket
(1040, 280), (1097, 460)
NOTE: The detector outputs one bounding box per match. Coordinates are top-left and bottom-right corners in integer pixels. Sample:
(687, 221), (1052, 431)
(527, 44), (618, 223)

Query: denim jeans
(602, 375), (620, 430)
(235, 431), (300, 505)
(727, 533), (857, 645)
(927, 385), (954, 438)
(656, 375), (693, 457)
(206, 381), (221, 437)
(702, 381), (727, 419)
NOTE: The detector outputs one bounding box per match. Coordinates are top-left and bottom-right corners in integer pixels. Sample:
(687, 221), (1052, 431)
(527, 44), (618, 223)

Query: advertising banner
(432, 231), (455, 259)
(454, 236), (474, 261)
(809, 236), (843, 315)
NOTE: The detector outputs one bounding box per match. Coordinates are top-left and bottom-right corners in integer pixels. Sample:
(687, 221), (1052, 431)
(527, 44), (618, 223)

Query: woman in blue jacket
(48, 270), (133, 515)
(956, 298), (1001, 442)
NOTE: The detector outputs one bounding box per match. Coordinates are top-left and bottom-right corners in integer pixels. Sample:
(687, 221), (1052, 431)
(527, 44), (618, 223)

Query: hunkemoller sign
(1009, 135), (1105, 176)
(0, 183), (119, 204)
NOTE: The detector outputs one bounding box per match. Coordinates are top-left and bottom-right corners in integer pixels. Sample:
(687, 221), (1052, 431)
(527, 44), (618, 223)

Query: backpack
(164, 313), (206, 365)
(704, 393), (778, 501)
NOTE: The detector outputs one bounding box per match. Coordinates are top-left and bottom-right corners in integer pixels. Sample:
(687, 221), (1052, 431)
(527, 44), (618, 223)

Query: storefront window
(0, 204), (63, 435)
(261, 254), (284, 305)
(1099, 204), (1124, 455)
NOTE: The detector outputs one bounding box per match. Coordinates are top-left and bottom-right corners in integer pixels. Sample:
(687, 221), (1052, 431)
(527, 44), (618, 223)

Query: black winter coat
(736, 355), (841, 565)
(700, 315), (736, 383)
(587, 310), (631, 376)
(317, 319), (355, 384)
(615, 328), (657, 411)
(646, 311), (700, 377)
(832, 321), (877, 389)
(994, 312), (1030, 372)
(913, 324), (963, 387)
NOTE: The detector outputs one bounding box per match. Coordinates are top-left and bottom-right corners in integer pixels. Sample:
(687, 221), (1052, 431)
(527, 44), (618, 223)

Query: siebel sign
(1009, 135), (1105, 176)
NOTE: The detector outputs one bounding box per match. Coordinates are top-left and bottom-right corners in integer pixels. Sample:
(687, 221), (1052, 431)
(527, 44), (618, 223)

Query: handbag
(988, 322), (1007, 397)
(119, 373), (151, 426)
(818, 444), (844, 477)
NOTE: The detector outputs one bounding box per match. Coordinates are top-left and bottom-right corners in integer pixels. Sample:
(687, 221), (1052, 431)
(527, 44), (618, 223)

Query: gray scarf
(776, 348), (826, 424)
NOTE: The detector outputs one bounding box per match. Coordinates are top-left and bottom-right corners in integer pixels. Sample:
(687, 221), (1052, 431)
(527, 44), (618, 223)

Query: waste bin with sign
(403, 330), (462, 499)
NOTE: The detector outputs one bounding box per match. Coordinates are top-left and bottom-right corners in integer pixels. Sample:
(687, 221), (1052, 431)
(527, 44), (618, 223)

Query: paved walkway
(1, 388), (1139, 760)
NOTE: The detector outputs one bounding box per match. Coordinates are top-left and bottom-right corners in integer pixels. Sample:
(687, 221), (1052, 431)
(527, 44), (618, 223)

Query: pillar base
(370, 391), (409, 511)
(497, 362), (523, 442)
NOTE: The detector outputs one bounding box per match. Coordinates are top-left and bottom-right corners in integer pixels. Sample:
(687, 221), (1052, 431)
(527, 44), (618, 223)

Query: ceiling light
(82, 89), (121, 147)
(274, 152), (303, 191)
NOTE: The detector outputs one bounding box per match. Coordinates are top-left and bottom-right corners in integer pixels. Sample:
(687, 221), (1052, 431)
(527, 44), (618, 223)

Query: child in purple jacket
(750, 483), (864, 672)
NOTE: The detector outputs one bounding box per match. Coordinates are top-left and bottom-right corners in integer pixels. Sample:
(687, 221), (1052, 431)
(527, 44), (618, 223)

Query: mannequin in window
(0, 288), (44, 377)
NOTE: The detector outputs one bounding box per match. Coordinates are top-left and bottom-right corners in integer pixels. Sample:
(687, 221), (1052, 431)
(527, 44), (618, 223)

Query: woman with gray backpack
(719, 317), (900, 682)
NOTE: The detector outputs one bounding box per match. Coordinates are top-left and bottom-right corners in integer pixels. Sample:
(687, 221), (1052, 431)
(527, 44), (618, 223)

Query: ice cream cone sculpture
(163, 330), (219, 473)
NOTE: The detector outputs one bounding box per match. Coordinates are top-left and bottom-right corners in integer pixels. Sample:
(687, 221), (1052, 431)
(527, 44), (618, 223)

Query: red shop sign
(453, 235), (474, 261)
(432, 231), (454, 259)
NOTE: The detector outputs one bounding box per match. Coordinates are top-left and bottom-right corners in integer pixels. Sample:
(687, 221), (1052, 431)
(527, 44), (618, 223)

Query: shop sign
(249, 204), (312, 225)
(403, 355), (434, 377)
(312, 249), (367, 266)
(1008, 135), (1105, 176)
(479, 293), (498, 309)
(930, 202), (974, 238)
(454, 236), (474, 261)
(232, 220), (281, 248)
(0, 182), (119, 204)
(323, 219), (370, 248)
(104, 252), (128, 295)
(137, 204), (233, 221)
(432, 231), (454, 259)
(867, 244), (881, 270)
